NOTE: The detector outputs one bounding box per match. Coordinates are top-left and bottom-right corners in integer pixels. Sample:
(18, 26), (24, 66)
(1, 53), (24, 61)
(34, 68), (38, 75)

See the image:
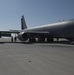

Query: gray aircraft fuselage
(23, 19), (74, 39)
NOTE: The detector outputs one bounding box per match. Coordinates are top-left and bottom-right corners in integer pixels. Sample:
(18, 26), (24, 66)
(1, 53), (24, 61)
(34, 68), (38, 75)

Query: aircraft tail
(21, 15), (27, 30)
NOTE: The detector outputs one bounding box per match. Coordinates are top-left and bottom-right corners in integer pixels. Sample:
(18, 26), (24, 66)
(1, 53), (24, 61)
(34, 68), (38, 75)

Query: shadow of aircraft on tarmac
(0, 40), (74, 45)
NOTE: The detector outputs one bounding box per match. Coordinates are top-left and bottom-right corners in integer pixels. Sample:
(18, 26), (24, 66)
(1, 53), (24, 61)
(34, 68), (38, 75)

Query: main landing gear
(47, 38), (54, 42)
(28, 37), (54, 43)
(29, 38), (36, 43)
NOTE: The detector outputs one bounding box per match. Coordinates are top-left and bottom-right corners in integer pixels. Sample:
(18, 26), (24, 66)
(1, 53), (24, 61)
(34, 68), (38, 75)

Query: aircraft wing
(0, 30), (20, 37)
(0, 30), (20, 33)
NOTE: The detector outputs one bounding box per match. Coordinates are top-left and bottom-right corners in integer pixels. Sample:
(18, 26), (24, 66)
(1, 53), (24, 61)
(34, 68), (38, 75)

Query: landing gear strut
(29, 38), (36, 43)
(37, 38), (45, 43)
(47, 38), (54, 42)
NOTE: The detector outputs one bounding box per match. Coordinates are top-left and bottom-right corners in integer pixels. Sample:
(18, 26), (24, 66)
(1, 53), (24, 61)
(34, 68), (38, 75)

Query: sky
(0, 0), (74, 30)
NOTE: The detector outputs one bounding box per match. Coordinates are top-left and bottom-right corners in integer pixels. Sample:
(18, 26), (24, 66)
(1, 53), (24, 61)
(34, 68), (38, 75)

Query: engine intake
(18, 32), (28, 41)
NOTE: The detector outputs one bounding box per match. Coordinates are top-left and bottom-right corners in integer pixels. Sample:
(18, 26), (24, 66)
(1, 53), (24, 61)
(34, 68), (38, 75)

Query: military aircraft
(0, 16), (74, 43)
(18, 16), (74, 42)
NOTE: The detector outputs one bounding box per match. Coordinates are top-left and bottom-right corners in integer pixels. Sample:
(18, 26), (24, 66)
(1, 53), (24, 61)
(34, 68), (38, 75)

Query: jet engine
(18, 32), (28, 41)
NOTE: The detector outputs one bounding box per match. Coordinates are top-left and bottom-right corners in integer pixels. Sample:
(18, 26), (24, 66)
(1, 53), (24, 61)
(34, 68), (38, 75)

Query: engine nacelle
(18, 32), (28, 41)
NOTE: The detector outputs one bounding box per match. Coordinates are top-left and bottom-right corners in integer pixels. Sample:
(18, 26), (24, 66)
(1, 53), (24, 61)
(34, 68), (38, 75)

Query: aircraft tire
(38, 38), (45, 43)
(47, 38), (53, 42)
(29, 38), (36, 43)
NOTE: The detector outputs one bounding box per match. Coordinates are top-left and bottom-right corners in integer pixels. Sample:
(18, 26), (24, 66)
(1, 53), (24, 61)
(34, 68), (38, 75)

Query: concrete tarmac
(0, 38), (74, 75)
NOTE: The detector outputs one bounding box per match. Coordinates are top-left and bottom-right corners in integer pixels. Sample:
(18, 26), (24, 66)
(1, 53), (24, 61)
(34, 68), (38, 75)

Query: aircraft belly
(25, 20), (74, 39)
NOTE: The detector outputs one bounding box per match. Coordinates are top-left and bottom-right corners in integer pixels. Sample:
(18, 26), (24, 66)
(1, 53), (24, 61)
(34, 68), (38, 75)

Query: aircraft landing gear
(37, 38), (45, 43)
(29, 38), (36, 43)
(47, 38), (54, 42)
(57, 38), (59, 41)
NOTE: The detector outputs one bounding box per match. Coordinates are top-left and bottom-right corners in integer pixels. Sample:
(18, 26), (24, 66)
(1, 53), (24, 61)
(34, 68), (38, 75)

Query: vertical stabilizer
(21, 15), (27, 30)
